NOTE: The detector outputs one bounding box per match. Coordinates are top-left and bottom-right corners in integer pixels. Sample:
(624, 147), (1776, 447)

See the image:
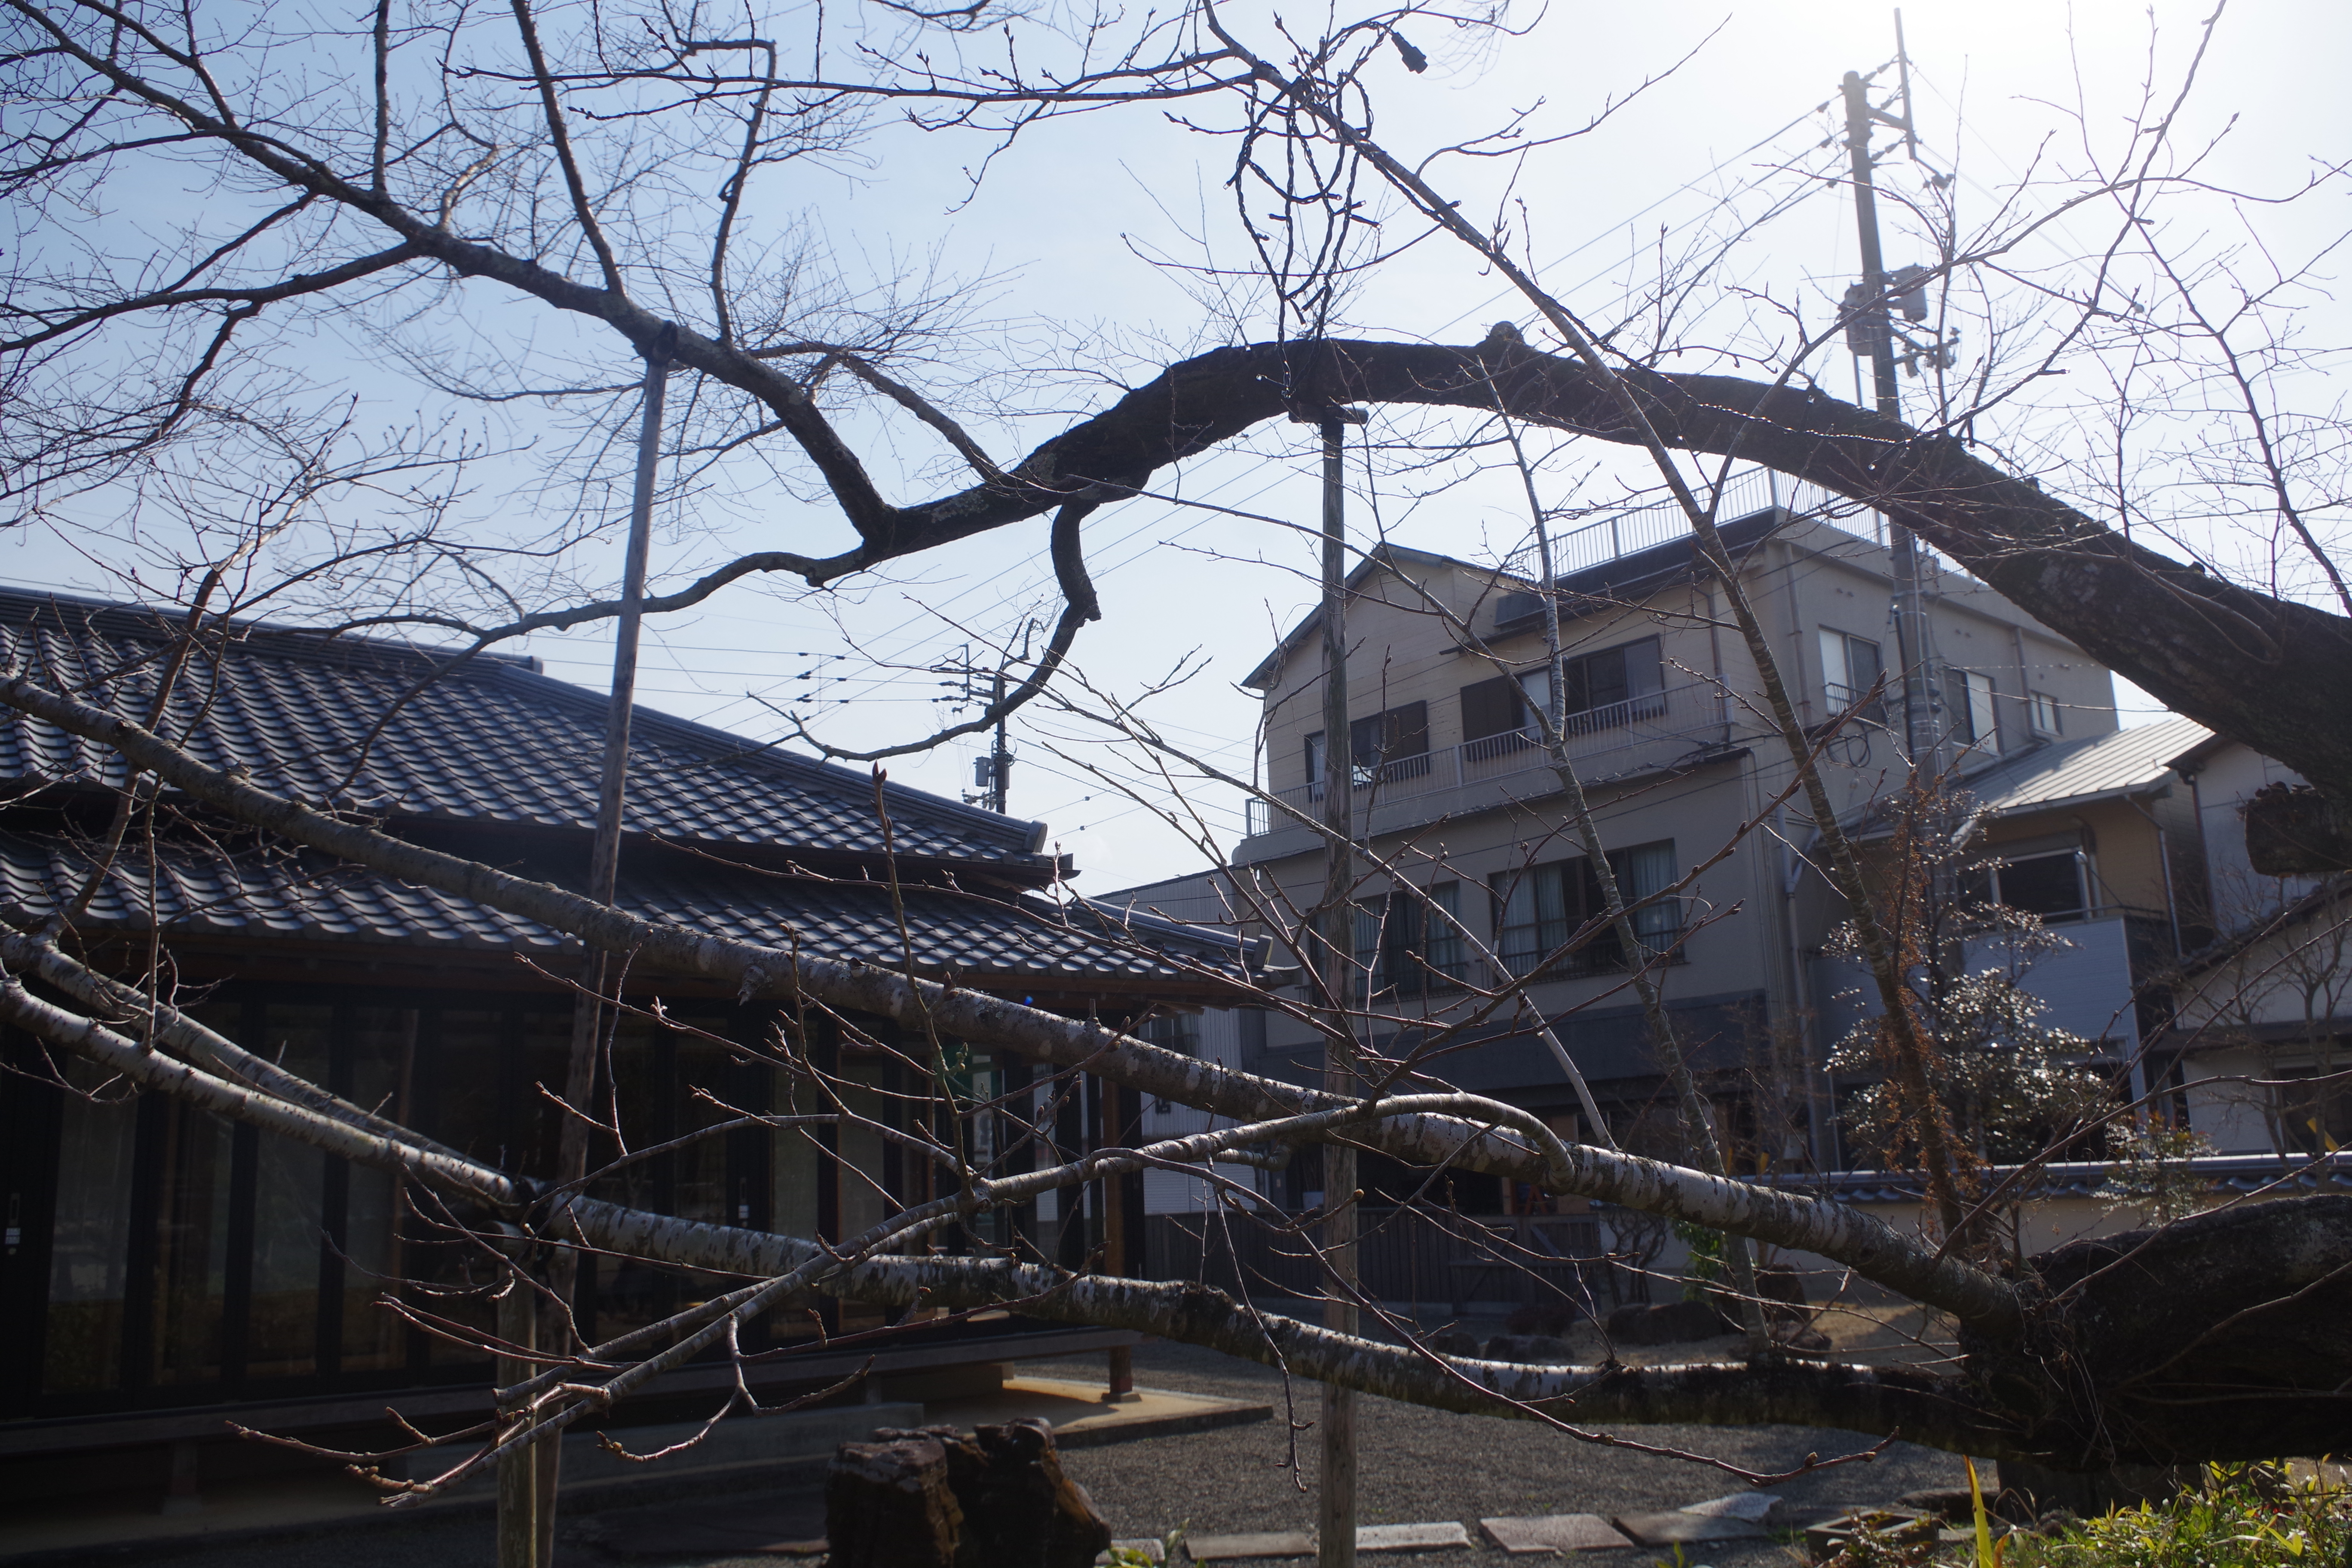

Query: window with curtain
(1491, 842), (1681, 979)
(1352, 882), (1466, 998)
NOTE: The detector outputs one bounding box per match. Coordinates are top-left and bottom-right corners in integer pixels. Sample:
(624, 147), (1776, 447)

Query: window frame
(1963, 847), (2090, 923)
(1820, 628), (1885, 719)
(1950, 667), (2000, 751)
(1353, 882), (1468, 1000)
(1488, 840), (1682, 980)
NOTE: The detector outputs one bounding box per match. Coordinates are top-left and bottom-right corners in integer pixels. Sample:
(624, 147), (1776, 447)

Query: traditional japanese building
(0, 587), (1254, 1506)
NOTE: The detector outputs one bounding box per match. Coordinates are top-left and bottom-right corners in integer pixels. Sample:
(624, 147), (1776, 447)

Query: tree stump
(865, 1418), (1112, 1568)
(824, 1433), (965, 1568)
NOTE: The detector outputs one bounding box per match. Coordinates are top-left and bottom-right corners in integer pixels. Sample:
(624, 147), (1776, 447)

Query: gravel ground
(107, 1330), (1965, 1567)
(1029, 1338), (1965, 1568)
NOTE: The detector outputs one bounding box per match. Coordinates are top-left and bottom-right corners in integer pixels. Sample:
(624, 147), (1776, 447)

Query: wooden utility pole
(1312, 408), (1363, 1568)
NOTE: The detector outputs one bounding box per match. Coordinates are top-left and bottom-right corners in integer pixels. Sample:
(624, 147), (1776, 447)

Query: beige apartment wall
(1253, 525), (2113, 817)
(1240, 748), (1791, 1056)
(1255, 557), (1722, 802)
(1241, 517), (2123, 1071)
(1977, 798), (2172, 921)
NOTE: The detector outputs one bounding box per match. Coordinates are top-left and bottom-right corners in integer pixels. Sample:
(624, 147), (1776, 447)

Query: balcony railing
(1244, 680), (1724, 838)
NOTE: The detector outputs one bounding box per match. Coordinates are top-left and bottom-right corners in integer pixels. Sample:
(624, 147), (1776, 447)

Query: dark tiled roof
(0, 591), (1045, 867)
(0, 829), (1255, 991)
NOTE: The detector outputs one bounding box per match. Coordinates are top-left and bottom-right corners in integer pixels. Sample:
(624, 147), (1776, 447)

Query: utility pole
(1840, 53), (1942, 776)
(536, 333), (672, 1568)
(1308, 404), (1366, 1568)
(947, 630), (1028, 815)
(986, 665), (1011, 815)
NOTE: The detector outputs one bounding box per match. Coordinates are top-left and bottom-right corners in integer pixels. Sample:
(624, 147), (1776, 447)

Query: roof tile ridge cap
(0, 585), (535, 680)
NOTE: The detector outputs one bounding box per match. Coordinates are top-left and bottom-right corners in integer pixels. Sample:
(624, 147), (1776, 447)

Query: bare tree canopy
(5, 0), (2351, 1550)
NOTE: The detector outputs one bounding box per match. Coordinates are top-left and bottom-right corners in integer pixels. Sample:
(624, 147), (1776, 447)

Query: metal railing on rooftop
(1504, 467), (1886, 582)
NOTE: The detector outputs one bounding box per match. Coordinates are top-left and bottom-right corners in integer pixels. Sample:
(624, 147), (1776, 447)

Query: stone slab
(1186, 1523), (1471, 1561)
(1186, 1531), (1316, 1562)
(1479, 1513), (1638, 1553)
(1359, 1521), (1474, 1551)
(1679, 1491), (1781, 1523)
(1611, 1512), (1770, 1547)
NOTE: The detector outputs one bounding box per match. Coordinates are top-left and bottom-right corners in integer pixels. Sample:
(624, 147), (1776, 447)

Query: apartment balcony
(1236, 680), (1733, 863)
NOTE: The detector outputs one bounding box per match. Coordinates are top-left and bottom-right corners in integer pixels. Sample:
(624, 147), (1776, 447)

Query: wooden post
(496, 1274), (539, 1568)
(1314, 410), (1360, 1568)
(1101, 1079), (1138, 1403)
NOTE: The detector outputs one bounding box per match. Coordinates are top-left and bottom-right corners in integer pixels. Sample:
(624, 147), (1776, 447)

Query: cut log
(824, 1433), (964, 1568)
(871, 1418), (1112, 1568)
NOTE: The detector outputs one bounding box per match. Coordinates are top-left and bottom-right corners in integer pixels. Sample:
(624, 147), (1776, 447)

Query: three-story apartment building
(1114, 469), (2140, 1191)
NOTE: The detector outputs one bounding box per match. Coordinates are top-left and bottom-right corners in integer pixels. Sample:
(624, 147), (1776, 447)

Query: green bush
(1820, 1464), (2349, 1568)
(1999, 1465), (2349, 1568)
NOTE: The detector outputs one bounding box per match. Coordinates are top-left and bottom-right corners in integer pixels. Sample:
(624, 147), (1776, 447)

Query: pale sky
(14, 0), (2345, 890)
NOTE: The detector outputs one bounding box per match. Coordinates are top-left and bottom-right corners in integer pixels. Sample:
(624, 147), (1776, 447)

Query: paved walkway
(1029, 1339), (1964, 1568)
(0, 1372), (1264, 1566)
(8, 1321), (1971, 1568)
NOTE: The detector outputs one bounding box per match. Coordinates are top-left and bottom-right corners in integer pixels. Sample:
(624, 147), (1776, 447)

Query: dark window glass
(1350, 702), (1428, 765)
(43, 1060), (139, 1393)
(1354, 885), (1467, 998)
(1459, 675), (1525, 743)
(1996, 852), (2086, 919)
(1554, 637), (1666, 732)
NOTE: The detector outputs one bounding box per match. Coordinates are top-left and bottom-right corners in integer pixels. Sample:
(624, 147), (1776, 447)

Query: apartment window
(1353, 883), (1466, 998)
(1535, 637), (1666, 732)
(1949, 668), (2000, 751)
(1309, 701), (1430, 790)
(1351, 701), (1430, 781)
(1820, 629), (1884, 717)
(1460, 674), (1530, 747)
(1962, 848), (2088, 922)
(1490, 841), (1680, 979)
(2029, 691), (2063, 736)
(1458, 637), (1664, 757)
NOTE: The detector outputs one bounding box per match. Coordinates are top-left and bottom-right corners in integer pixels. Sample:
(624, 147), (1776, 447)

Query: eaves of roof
(1845, 717), (2211, 840)
(0, 828), (1263, 998)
